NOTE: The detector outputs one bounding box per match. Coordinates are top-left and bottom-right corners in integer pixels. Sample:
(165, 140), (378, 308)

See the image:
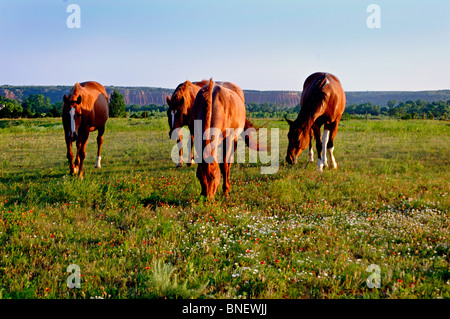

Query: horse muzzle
(286, 154), (297, 165)
(68, 132), (78, 142)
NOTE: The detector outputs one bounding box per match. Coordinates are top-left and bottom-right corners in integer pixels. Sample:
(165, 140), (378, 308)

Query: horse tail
(204, 78), (214, 132)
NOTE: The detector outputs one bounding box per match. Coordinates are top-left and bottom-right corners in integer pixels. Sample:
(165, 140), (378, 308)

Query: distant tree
(47, 106), (62, 117)
(109, 88), (126, 118)
(387, 100), (397, 108)
(0, 96), (23, 118)
(21, 108), (34, 118)
(292, 103), (301, 114)
(21, 94), (52, 113)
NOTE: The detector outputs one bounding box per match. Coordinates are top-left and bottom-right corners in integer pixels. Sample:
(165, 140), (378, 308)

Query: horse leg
(308, 124), (320, 163)
(326, 121), (340, 170)
(308, 135), (314, 163)
(176, 132), (183, 168)
(65, 137), (76, 175)
(95, 126), (105, 168)
(77, 132), (89, 179)
(317, 126), (330, 172)
(220, 161), (232, 197)
(313, 124), (322, 163)
(220, 136), (234, 197)
(74, 140), (81, 175)
(187, 133), (195, 166)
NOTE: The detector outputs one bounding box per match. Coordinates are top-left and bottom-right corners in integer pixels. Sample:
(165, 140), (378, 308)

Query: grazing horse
(285, 72), (345, 171)
(166, 80), (209, 168)
(62, 81), (109, 178)
(193, 79), (260, 200)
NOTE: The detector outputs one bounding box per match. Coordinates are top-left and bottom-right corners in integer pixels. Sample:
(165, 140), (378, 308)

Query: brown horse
(62, 81), (109, 178)
(193, 79), (260, 200)
(166, 80), (209, 168)
(285, 72), (345, 171)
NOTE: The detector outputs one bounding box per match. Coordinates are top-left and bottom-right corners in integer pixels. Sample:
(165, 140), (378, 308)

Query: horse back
(216, 81), (245, 104)
(302, 73), (345, 123)
(211, 84), (246, 132)
(322, 75), (346, 122)
(76, 81), (109, 127)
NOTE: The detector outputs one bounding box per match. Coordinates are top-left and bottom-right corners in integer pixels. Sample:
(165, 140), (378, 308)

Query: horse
(192, 79), (260, 200)
(62, 81), (109, 178)
(166, 80), (209, 168)
(285, 72), (345, 171)
(167, 80), (258, 169)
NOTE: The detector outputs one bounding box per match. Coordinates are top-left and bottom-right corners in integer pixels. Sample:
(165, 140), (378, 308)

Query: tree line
(1, 92), (449, 120)
(344, 100), (450, 119)
(0, 88), (127, 119)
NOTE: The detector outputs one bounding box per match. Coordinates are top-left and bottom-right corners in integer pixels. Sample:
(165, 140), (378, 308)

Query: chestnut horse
(62, 81), (109, 178)
(166, 80), (209, 168)
(193, 79), (259, 200)
(285, 72), (345, 171)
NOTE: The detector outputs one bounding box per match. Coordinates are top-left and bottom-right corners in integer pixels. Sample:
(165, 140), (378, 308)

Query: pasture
(0, 117), (448, 299)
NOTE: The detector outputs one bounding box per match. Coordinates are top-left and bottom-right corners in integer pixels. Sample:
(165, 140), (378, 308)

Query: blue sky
(1, 0), (449, 91)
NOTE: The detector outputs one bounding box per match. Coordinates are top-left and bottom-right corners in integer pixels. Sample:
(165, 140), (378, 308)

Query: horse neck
(294, 108), (315, 134)
(183, 83), (200, 116)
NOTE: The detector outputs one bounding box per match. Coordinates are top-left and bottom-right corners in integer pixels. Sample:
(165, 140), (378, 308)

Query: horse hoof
(176, 163), (183, 168)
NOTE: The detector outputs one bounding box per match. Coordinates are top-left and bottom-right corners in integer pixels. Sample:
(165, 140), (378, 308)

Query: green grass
(0, 117), (449, 299)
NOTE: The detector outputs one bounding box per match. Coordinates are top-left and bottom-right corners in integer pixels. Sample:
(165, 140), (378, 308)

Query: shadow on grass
(141, 192), (191, 208)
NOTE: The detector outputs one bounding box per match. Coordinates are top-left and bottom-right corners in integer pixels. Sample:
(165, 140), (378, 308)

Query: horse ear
(63, 95), (68, 103)
(284, 117), (294, 126)
(76, 95), (82, 104)
(166, 96), (171, 106)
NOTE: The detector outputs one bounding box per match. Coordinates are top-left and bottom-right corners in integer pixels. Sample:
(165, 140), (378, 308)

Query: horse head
(166, 94), (187, 138)
(285, 117), (310, 164)
(196, 161), (221, 200)
(63, 92), (83, 141)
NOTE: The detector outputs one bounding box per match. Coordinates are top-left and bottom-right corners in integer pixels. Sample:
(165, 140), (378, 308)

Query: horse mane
(171, 81), (191, 104)
(296, 73), (328, 132)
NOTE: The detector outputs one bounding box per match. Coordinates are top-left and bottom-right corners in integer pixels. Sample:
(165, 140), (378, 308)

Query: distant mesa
(1, 85), (450, 107)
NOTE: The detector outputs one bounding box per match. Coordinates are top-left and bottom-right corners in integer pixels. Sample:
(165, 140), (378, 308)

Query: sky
(1, 0), (450, 91)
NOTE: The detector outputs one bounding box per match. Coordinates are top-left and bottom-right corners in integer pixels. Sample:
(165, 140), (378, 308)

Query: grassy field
(0, 117), (449, 299)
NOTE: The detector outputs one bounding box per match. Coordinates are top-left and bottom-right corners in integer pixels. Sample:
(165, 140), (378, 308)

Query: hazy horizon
(2, 83), (450, 94)
(1, 1), (450, 92)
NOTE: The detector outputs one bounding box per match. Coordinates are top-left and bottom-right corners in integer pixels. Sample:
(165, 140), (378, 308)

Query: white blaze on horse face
(69, 107), (76, 136)
(171, 110), (176, 129)
(318, 129), (330, 172)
